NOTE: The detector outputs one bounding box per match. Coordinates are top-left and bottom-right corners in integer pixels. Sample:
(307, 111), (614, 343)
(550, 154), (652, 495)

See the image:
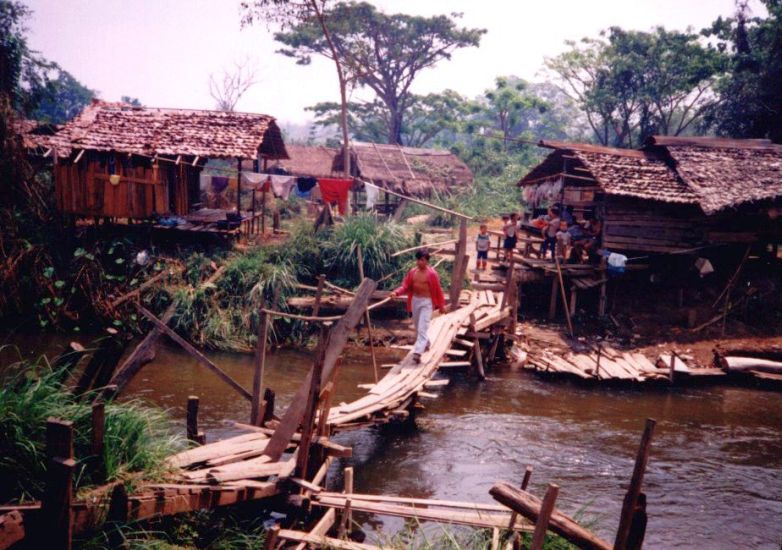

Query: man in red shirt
(392, 249), (447, 363)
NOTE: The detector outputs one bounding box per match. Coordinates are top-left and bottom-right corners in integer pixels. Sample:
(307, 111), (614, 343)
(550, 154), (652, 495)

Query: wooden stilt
(39, 419), (75, 550)
(627, 493), (648, 550)
(90, 401), (105, 481)
(262, 388), (276, 424)
(548, 275), (558, 320)
(251, 311), (269, 425)
(187, 396), (205, 445)
(343, 466), (354, 529)
(555, 255), (574, 338)
(313, 274), (326, 318)
(264, 524), (280, 550)
(613, 418), (656, 550)
(530, 484), (560, 550)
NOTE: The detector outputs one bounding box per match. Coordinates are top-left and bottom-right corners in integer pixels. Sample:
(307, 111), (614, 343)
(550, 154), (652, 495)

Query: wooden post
(598, 258), (608, 317)
(343, 466), (354, 529)
(469, 313), (486, 380)
(251, 189), (257, 234)
(530, 484), (560, 550)
(627, 492), (648, 550)
(548, 274), (558, 320)
(357, 246), (379, 383)
(614, 418), (656, 550)
(261, 187), (267, 236)
(555, 255), (574, 338)
(294, 327), (328, 480)
(186, 396), (205, 445)
(262, 388), (275, 424)
(251, 311), (269, 425)
(264, 524), (280, 550)
(40, 418), (75, 550)
(569, 287), (577, 317)
(91, 401), (105, 481)
(507, 465), (533, 532)
(450, 219), (468, 311)
(668, 351), (676, 383)
(236, 158), (242, 214)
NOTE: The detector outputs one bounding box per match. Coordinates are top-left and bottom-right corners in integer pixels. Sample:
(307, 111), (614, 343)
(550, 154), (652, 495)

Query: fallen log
(721, 356), (782, 375)
(489, 482), (611, 550)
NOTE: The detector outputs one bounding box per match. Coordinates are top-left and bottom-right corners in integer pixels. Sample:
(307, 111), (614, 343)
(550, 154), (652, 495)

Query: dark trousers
(540, 236), (557, 258)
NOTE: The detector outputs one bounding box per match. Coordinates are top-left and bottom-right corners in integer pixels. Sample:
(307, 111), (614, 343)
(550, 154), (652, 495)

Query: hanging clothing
(211, 176), (229, 194)
(318, 177), (353, 215)
(241, 172), (269, 192)
(296, 176), (318, 193)
(270, 175), (296, 200)
(365, 183), (380, 210)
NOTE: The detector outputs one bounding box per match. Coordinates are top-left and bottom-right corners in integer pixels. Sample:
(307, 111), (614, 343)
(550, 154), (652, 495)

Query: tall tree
(705, 0), (782, 142)
(274, 2), (485, 144)
(242, 0), (353, 175)
(308, 89), (471, 147)
(546, 26), (725, 147)
(30, 69), (94, 123)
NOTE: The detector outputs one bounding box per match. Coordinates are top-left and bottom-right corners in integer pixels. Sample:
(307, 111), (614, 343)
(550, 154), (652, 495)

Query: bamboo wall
(54, 152), (199, 219)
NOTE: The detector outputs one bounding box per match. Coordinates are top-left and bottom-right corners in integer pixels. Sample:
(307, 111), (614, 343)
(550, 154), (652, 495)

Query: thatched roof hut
(517, 137), (782, 253)
(265, 144), (341, 178)
(335, 142), (473, 197)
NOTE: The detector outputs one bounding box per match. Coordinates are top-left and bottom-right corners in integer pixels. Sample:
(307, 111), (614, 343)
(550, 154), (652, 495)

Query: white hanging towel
(269, 175), (296, 200)
(240, 172), (267, 190)
(365, 182), (380, 209)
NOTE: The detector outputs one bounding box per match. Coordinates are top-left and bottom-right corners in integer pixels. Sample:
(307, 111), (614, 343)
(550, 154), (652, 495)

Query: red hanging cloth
(318, 178), (353, 215)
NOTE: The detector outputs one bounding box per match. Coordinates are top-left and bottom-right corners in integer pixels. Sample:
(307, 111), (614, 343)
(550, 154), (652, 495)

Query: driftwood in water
(74, 330), (127, 397)
(720, 356), (782, 374)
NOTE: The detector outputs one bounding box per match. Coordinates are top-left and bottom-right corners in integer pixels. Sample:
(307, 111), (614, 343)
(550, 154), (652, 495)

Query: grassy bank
(0, 353), (181, 503)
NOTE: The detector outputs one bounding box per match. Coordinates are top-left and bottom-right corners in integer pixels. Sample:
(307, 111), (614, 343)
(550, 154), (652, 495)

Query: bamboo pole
(359, 179), (473, 220)
(391, 239), (459, 258)
(554, 254), (574, 338)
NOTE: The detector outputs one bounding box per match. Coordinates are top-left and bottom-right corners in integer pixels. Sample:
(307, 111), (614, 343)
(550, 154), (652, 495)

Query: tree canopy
(274, 2), (485, 144)
(546, 26), (725, 148)
(704, 0), (782, 142)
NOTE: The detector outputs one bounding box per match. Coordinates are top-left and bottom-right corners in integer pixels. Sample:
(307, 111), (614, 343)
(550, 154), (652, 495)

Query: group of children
(472, 206), (603, 270)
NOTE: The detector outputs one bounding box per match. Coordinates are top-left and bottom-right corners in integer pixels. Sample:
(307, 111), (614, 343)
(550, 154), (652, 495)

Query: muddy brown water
(3, 333), (781, 549)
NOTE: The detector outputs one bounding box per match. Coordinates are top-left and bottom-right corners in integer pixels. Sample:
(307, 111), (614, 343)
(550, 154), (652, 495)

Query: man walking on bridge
(392, 249), (447, 364)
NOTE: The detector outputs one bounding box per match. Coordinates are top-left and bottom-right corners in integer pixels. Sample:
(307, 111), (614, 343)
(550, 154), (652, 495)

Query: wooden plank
(135, 305), (252, 401)
(530, 484), (559, 550)
(277, 529), (380, 550)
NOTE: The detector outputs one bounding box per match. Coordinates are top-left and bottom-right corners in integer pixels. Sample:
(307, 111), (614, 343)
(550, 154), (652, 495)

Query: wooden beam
(614, 418), (656, 550)
(360, 179), (473, 220)
(262, 279), (377, 462)
(135, 304), (252, 401)
(39, 419), (75, 550)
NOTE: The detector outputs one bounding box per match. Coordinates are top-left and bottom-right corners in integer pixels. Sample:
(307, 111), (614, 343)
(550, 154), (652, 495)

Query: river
(3, 334), (781, 549)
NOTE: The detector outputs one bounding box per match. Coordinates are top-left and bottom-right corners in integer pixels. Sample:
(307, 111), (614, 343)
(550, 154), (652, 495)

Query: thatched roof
(12, 118), (67, 152)
(645, 136), (782, 214)
(518, 137), (782, 214)
(265, 144), (340, 178)
(48, 99), (288, 160)
(336, 142), (473, 196)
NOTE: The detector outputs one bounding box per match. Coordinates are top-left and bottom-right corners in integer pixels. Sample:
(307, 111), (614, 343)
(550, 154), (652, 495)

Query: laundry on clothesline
(318, 178), (353, 215)
(269, 175), (296, 200)
(365, 182), (380, 210)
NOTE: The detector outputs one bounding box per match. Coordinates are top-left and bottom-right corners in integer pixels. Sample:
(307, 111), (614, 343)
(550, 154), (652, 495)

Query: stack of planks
(326, 289), (510, 429)
(526, 346), (670, 382)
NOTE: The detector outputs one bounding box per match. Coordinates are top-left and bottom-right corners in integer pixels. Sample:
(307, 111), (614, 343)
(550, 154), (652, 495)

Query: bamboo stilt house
(48, 100), (288, 220)
(517, 137), (782, 254)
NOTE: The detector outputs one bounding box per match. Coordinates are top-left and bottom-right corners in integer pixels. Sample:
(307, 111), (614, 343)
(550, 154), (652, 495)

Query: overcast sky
(25, 0), (765, 128)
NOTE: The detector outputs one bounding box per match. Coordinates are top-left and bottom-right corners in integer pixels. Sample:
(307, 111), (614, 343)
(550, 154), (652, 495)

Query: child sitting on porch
(539, 207), (560, 259)
(475, 223), (491, 271)
(556, 219), (571, 260)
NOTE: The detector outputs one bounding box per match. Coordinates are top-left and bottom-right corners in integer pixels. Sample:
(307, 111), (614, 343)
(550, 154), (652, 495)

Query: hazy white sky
(25, 0), (764, 127)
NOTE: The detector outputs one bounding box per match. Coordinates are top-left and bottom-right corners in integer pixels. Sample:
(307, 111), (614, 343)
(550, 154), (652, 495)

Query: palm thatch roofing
(518, 137), (782, 214)
(335, 142), (473, 196)
(47, 99), (288, 160)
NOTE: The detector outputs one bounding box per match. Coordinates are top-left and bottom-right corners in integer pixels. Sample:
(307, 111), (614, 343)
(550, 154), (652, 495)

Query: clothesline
(359, 179), (473, 220)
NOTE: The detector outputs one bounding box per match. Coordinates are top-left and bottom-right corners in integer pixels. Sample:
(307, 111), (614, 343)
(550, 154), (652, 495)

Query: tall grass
(0, 356), (180, 502)
(320, 213), (416, 288)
